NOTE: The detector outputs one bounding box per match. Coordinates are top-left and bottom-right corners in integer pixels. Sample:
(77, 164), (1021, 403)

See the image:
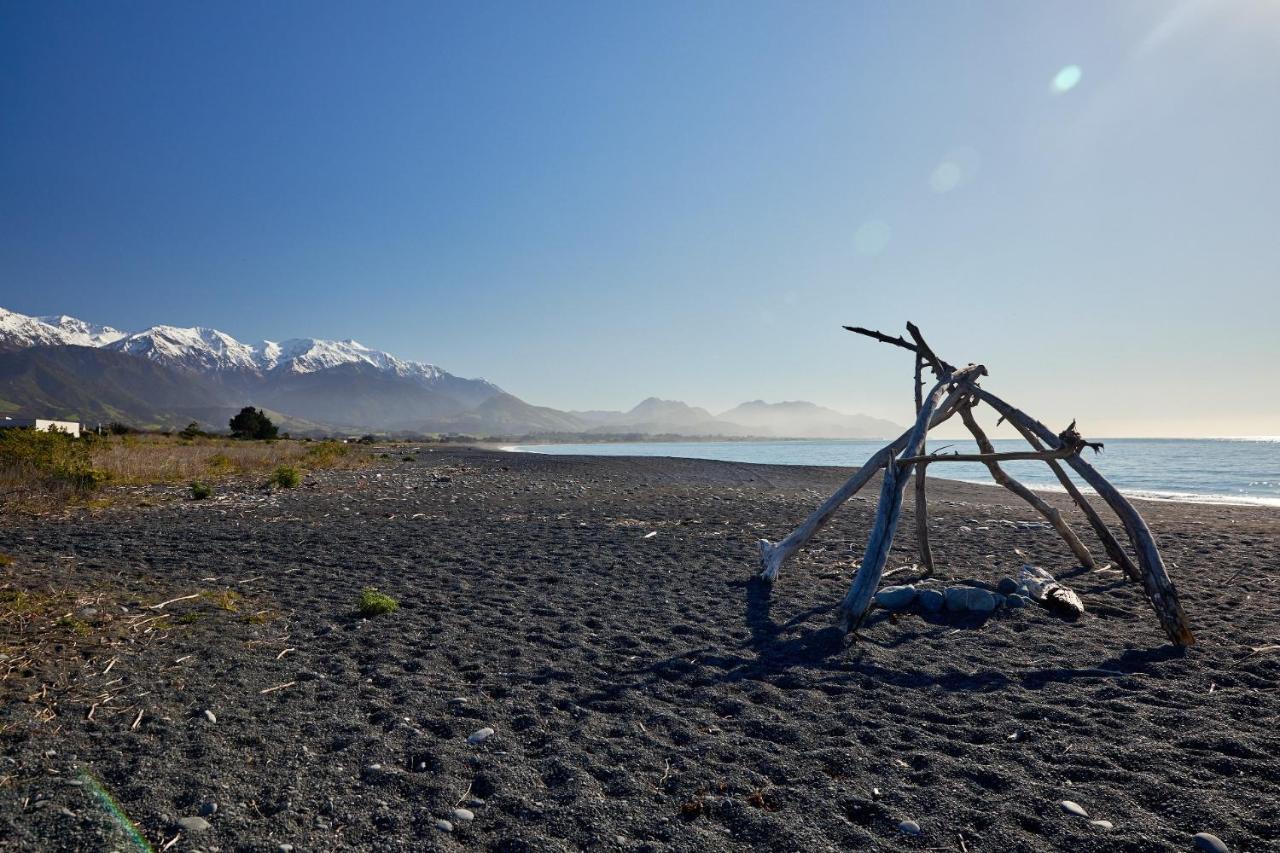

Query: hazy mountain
(424, 393), (588, 435)
(717, 400), (902, 438)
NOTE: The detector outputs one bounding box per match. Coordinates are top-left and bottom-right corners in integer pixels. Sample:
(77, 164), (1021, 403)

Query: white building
(0, 417), (82, 438)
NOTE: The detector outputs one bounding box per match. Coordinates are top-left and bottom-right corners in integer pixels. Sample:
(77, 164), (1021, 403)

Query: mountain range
(0, 306), (903, 438)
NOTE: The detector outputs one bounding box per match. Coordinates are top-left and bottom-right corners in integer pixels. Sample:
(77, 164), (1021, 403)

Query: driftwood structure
(758, 323), (1195, 647)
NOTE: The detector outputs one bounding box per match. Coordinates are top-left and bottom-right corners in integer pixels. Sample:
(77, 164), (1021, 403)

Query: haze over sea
(514, 437), (1280, 507)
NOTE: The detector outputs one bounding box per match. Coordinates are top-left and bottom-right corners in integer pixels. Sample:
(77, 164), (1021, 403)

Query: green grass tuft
(189, 481), (213, 500)
(356, 587), (399, 617)
(269, 465), (301, 488)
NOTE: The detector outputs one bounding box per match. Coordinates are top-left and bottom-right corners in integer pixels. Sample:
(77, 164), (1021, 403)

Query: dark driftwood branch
(898, 447), (1076, 466)
(958, 402), (1096, 570)
(974, 389), (1194, 646)
(845, 324), (957, 374)
(1007, 419), (1141, 581)
(912, 353), (934, 578)
(838, 364), (988, 631)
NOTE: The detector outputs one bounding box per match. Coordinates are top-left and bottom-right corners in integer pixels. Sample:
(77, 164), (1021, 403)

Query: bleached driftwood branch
(912, 353), (934, 578)
(836, 363), (988, 631)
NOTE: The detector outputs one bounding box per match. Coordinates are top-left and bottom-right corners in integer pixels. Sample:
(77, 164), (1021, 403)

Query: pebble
(997, 577), (1019, 595)
(1005, 594), (1029, 609)
(278, 846), (295, 853)
(965, 588), (997, 614)
(198, 801), (218, 817)
(203, 709), (217, 724)
(467, 727), (495, 745)
(1193, 833), (1229, 853)
(918, 589), (945, 612)
(897, 819), (921, 835)
(176, 816), (212, 832)
(944, 587), (971, 611)
(451, 807), (475, 822)
(435, 819), (454, 833)
(1060, 800), (1088, 817)
(1090, 820), (1114, 830)
(874, 585), (917, 610)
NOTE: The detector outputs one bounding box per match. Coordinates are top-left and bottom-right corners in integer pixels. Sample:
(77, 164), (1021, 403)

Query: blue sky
(2, 1), (1277, 436)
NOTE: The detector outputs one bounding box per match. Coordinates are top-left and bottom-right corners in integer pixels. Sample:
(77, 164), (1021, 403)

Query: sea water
(511, 437), (1280, 507)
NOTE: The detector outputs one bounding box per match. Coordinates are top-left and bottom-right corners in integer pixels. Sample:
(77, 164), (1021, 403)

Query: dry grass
(88, 436), (367, 485)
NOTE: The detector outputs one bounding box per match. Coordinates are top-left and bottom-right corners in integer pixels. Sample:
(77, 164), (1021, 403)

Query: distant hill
(717, 400), (902, 438)
(0, 305), (904, 438)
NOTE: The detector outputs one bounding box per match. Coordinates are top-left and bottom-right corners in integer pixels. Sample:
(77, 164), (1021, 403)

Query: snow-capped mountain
(0, 307), (125, 351)
(109, 325), (261, 372)
(0, 306), (466, 385)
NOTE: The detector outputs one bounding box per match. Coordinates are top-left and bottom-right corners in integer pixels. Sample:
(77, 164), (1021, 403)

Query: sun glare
(1051, 64), (1082, 93)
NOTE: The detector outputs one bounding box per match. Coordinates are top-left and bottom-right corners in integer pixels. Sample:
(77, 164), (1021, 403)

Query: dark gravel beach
(3, 447), (1278, 852)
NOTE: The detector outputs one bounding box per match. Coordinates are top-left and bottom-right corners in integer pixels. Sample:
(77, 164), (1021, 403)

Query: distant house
(0, 417), (82, 438)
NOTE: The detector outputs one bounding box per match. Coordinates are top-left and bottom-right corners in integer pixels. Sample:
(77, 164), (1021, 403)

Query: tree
(229, 407), (278, 440)
(179, 421), (206, 439)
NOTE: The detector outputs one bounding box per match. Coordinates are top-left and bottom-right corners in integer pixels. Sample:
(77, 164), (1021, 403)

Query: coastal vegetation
(0, 429), (371, 511)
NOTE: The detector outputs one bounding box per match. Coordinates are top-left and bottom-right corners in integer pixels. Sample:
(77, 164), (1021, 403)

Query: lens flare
(1051, 64), (1082, 93)
(854, 220), (892, 257)
(80, 771), (154, 851)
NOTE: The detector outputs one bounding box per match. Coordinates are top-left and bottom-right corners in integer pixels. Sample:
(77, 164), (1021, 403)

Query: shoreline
(499, 442), (1280, 510)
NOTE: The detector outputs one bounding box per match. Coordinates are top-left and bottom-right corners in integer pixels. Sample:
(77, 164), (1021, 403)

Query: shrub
(303, 440), (349, 466)
(189, 481), (213, 500)
(229, 407), (278, 440)
(402, 455), (416, 462)
(179, 421), (207, 439)
(0, 553), (13, 567)
(357, 587), (399, 617)
(0, 427), (104, 507)
(269, 465), (301, 488)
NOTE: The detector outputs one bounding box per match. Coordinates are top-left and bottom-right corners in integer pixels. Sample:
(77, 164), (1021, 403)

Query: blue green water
(511, 438), (1280, 507)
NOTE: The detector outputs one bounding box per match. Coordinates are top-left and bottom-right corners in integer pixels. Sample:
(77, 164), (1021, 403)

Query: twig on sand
(147, 594), (200, 611)
(454, 782), (472, 807)
(1228, 644), (1280, 668)
(161, 832), (181, 851)
(959, 832), (969, 852)
(275, 648), (296, 660)
(129, 708), (144, 731)
(259, 681), (296, 695)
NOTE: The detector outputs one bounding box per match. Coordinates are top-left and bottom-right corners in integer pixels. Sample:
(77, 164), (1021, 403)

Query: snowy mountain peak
(0, 306), (469, 388)
(0, 307), (125, 349)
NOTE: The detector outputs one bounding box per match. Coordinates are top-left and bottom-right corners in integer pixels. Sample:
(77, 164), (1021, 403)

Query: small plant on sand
(0, 553), (13, 567)
(189, 481), (213, 500)
(402, 455), (416, 462)
(205, 453), (237, 475)
(269, 465), (301, 488)
(356, 587), (399, 617)
(202, 588), (242, 612)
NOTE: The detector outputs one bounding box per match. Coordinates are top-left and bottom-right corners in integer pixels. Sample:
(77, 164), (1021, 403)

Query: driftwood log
(760, 322), (1195, 647)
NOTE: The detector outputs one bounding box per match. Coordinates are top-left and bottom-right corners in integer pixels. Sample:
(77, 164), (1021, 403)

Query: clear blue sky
(2, 1), (1277, 436)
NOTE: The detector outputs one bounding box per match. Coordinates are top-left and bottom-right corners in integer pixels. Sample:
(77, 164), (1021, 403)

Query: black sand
(2, 447), (1278, 851)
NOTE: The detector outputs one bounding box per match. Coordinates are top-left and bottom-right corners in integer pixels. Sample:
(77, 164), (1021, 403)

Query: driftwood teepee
(758, 323), (1195, 647)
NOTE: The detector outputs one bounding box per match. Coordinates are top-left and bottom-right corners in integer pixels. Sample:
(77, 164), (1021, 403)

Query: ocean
(510, 437), (1280, 507)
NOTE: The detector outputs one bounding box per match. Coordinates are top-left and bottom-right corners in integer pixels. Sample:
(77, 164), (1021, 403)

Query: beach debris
(1059, 800), (1088, 817)
(755, 321), (1194, 647)
(467, 727), (495, 745)
(643, 531), (658, 538)
(1193, 833), (1229, 853)
(1019, 565), (1085, 619)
